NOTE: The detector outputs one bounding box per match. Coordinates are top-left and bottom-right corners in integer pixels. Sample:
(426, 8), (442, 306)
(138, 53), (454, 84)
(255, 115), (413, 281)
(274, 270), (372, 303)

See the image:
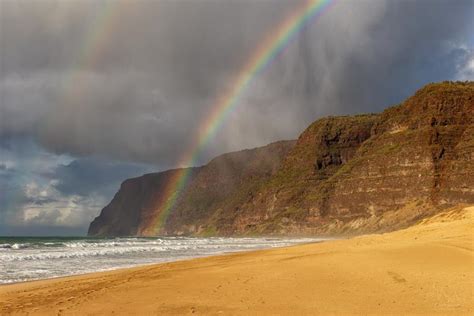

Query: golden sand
(1, 206), (472, 315)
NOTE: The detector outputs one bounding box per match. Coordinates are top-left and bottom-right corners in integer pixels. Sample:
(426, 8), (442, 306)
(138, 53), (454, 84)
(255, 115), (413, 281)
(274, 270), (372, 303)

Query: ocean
(0, 236), (321, 284)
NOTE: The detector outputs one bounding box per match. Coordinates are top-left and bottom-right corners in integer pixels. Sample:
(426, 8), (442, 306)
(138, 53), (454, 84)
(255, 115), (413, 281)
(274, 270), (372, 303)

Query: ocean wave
(1, 244), (253, 262)
(0, 243), (31, 250)
(0, 240), (316, 262)
(0, 237), (324, 284)
(0, 237), (317, 250)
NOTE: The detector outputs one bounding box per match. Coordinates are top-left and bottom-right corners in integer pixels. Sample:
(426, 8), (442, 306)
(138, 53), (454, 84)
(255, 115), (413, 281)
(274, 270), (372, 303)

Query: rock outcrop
(89, 82), (474, 237)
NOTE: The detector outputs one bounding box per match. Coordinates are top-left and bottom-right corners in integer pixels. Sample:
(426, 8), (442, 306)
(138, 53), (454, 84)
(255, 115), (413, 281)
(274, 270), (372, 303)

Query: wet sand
(1, 206), (472, 315)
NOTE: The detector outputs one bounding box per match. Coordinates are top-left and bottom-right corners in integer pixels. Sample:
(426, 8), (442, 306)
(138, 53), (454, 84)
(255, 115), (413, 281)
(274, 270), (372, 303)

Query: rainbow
(146, 0), (335, 234)
(59, 0), (126, 106)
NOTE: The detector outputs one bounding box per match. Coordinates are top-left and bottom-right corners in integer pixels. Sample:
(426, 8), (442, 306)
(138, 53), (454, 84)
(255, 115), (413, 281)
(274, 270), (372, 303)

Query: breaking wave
(0, 236), (322, 284)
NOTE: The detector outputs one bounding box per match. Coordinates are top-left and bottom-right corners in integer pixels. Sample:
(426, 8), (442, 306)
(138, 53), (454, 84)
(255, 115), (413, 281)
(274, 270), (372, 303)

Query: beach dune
(1, 205), (473, 315)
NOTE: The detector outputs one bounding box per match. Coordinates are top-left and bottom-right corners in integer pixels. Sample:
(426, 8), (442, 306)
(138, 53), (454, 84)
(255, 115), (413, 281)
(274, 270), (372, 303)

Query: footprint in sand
(387, 271), (407, 283)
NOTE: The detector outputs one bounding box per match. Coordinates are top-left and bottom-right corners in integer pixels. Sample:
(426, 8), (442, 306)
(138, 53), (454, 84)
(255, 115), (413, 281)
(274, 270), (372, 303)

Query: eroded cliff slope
(89, 82), (474, 236)
(230, 82), (474, 235)
(88, 140), (295, 236)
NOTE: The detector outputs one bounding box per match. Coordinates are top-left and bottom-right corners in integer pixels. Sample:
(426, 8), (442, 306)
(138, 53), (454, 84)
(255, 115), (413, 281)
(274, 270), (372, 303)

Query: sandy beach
(1, 206), (472, 315)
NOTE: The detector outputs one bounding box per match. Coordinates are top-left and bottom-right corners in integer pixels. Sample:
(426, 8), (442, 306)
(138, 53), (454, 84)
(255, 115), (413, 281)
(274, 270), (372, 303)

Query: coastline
(0, 239), (321, 287)
(0, 236), (323, 285)
(1, 206), (472, 315)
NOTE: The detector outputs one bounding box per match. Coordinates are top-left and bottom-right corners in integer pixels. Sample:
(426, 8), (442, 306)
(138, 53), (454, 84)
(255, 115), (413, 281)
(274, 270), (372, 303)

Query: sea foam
(0, 236), (321, 284)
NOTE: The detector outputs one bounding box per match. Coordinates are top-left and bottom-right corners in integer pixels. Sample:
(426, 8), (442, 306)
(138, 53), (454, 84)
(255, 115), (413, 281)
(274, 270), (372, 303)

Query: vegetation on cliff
(89, 82), (474, 237)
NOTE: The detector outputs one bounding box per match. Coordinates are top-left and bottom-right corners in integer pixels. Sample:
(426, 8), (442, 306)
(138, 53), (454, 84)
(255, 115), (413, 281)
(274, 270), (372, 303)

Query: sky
(1, 0), (473, 236)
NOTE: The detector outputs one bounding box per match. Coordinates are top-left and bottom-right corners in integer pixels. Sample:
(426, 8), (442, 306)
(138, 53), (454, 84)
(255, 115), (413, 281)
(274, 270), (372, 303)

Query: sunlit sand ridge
(1, 205), (472, 315)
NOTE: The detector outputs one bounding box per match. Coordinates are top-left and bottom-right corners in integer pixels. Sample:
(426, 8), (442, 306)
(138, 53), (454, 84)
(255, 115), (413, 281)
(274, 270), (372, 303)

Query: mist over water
(0, 236), (323, 284)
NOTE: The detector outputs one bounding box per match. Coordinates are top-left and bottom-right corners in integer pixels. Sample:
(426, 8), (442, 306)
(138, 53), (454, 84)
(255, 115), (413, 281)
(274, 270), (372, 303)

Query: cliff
(88, 140), (296, 236)
(89, 82), (474, 237)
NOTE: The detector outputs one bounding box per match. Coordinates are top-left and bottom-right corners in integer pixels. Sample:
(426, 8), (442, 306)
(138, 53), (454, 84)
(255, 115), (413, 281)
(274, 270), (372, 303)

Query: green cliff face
(89, 82), (474, 237)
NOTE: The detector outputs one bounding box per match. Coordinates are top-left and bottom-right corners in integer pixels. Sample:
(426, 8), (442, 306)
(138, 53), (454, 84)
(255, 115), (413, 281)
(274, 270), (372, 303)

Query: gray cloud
(0, 137), (152, 233)
(1, 0), (306, 166)
(1, 0), (471, 166)
(52, 157), (153, 197)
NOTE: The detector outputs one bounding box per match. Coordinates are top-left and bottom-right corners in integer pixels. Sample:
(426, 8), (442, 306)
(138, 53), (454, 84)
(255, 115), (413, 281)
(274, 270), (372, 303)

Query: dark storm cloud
(1, 0), (473, 166)
(0, 137), (152, 232)
(1, 0), (304, 166)
(52, 157), (153, 197)
(198, 0), (474, 157)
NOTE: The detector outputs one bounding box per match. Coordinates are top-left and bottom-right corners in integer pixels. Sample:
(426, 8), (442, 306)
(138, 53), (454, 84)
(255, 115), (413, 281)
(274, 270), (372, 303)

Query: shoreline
(0, 239), (323, 287)
(1, 206), (472, 315)
(0, 235), (325, 286)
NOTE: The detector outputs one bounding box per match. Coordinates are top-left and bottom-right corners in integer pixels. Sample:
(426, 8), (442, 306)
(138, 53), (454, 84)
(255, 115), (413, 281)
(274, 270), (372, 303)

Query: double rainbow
(59, 0), (334, 234)
(146, 0), (334, 234)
